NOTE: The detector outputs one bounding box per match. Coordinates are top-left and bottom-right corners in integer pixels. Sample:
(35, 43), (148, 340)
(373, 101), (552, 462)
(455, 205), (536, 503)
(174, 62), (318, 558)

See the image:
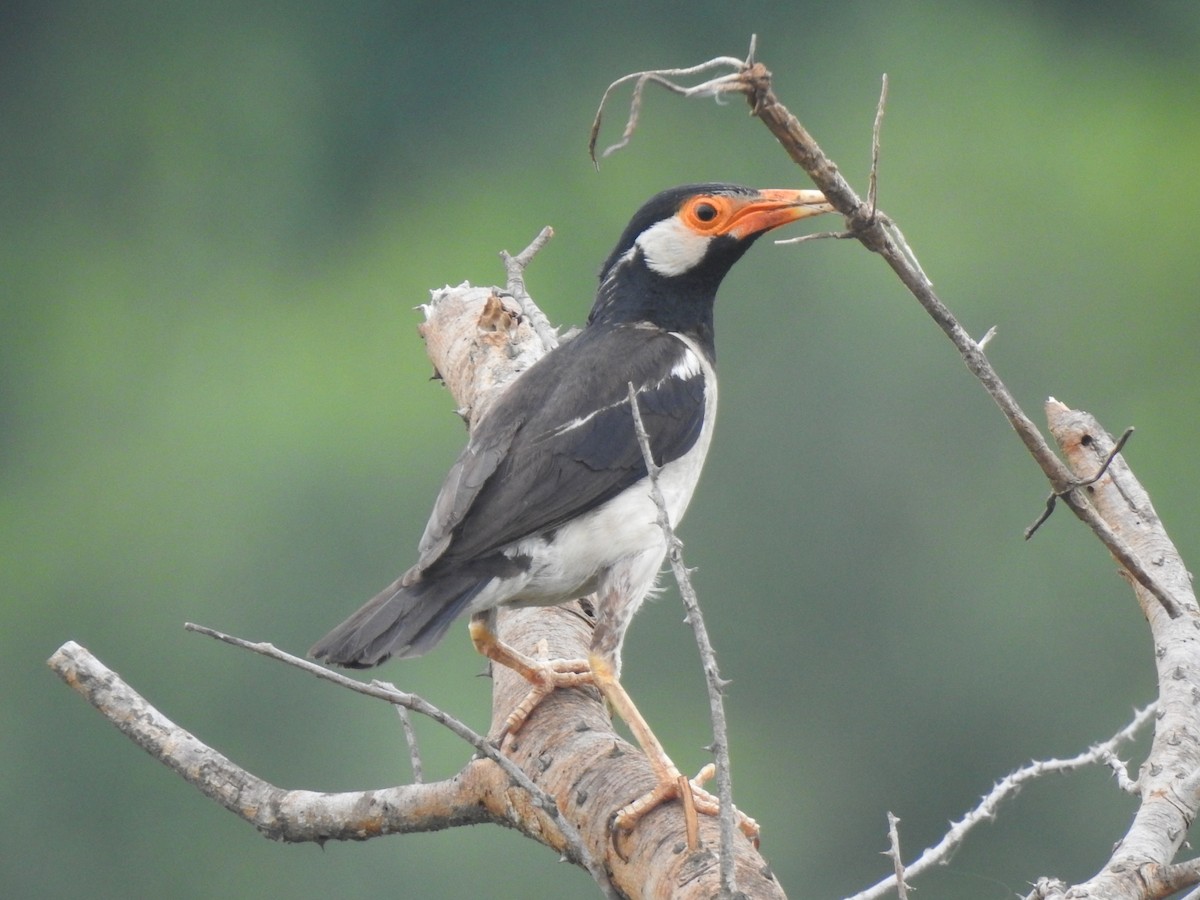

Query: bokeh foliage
(5, 2), (1200, 898)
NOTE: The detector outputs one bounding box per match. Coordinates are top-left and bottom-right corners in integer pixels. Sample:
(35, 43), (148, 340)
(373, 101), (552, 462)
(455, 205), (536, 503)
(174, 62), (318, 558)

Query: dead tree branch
(47, 640), (497, 842)
(1024, 402), (1200, 899)
(49, 231), (783, 900)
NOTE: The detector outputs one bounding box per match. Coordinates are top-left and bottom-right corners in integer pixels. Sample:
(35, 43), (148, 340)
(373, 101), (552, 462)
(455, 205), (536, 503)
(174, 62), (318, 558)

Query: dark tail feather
(310, 571), (486, 668)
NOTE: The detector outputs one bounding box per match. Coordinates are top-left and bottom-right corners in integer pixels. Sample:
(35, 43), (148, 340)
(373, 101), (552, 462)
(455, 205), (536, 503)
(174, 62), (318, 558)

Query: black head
(588, 184), (831, 344)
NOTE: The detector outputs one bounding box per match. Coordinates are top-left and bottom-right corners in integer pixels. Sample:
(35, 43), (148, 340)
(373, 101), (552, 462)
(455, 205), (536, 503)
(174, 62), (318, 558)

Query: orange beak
(725, 189), (834, 239)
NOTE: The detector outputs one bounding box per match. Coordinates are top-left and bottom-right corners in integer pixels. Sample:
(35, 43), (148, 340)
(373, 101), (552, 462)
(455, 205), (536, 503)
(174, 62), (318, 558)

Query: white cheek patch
(635, 216), (711, 277)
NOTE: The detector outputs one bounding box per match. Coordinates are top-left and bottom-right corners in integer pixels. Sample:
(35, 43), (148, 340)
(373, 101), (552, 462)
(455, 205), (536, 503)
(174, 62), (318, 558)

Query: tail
(310, 571), (487, 668)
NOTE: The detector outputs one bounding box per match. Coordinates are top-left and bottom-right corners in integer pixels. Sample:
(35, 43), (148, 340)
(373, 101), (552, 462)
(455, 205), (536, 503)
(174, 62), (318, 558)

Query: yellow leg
(589, 653), (760, 848)
(469, 615), (759, 847)
(469, 616), (593, 736)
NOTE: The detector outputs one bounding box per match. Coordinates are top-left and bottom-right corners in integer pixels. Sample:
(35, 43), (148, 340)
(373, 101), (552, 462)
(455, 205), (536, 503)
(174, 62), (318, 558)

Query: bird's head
(590, 183), (833, 337)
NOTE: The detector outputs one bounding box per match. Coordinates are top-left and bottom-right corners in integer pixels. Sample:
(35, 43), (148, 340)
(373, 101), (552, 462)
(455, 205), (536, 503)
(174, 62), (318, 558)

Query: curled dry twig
(589, 39), (757, 165)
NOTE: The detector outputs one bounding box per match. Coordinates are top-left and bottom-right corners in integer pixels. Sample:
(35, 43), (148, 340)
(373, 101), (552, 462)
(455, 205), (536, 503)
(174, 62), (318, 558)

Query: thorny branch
(628, 383), (740, 897)
(589, 44), (1186, 622)
(845, 704), (1158, 900)
(592, 42), (1200, 900)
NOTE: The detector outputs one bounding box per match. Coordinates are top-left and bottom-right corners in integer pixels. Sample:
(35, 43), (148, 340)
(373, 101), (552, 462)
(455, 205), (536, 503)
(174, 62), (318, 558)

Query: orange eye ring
(679, 195), (735, 234)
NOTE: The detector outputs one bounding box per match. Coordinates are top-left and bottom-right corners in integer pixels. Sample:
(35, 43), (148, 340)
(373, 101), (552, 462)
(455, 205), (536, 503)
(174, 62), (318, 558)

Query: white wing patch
(547, 343), (704, 440)
(670, 345), (702, 380)
(635, 216), (711, 277)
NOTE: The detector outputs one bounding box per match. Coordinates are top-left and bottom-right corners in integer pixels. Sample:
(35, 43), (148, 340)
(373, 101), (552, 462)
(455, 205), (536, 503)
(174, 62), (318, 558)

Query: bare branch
(733, 63), (1187, 622)
(500, 226), (559, 350)
(1025, 402), (1200, 898)
(847, 703), (1157, 900)
(180, 623), (608, 883)
(392, 703), (424, 783)
(869, 74), (888, 217)
(46, 640), (496, 842)
(628, 382), (741, 896)
(884, 813), (910, 900)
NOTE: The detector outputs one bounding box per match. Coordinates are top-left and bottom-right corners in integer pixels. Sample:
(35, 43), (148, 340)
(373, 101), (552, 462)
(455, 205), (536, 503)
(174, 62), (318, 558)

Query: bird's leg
(589, 652), (760, 849)
(468, 612), (593, 738)
(470, 609), (760, 848)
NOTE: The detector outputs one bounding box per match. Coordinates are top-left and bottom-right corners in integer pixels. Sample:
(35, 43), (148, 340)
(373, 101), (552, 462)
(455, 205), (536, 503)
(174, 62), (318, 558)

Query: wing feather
(414, 325), (708, 574)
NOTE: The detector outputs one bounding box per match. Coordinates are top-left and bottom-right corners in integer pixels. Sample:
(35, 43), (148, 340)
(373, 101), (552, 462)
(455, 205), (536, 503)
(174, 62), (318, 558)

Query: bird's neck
(587, 259), (718, 360)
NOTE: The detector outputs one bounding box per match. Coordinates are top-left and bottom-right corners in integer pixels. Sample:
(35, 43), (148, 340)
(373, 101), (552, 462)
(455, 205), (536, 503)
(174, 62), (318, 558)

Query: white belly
(469, 332), (717, 614)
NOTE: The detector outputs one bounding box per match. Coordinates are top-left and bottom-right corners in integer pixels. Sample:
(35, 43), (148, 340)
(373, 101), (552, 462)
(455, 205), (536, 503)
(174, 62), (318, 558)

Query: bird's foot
(469, 619), (596, 739)
(612, 762), (760, 856)
(501, 650), (594, 737)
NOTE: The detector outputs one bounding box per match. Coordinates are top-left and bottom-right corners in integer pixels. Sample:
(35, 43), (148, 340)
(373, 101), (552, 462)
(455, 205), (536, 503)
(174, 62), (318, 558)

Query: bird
(312, 183), (833, 841)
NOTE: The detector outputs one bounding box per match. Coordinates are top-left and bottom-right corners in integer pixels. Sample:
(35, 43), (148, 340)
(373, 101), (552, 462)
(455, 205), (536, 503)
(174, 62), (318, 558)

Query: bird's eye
(681, 196), (730, 233)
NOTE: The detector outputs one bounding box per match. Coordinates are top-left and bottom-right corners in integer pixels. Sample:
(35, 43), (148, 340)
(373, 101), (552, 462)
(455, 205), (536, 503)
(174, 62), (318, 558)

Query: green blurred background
(6, 2), (1199, 897)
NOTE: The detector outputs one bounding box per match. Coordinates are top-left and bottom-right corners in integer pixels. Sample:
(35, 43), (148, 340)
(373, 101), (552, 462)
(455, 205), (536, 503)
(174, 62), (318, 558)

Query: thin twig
(869, 74), (888, 217)
(389, 694), (424, 783)
(627, 383), (740, 897)
(844, 703), (1158, 900)
(774, 228), (856, 246)
(1024, 426), (1135, 540)
(500, 226), (559, 350)
(181, 623), (614, 896)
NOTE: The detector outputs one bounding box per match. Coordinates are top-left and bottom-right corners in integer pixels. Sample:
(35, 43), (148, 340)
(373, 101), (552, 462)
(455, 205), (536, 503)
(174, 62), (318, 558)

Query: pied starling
(312, 183), (833, 839)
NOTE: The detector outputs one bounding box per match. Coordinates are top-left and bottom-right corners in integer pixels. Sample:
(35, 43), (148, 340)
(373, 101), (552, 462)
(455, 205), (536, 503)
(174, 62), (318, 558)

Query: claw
(501, 657), (593, 737)
(612, 763), (761, 850)
(469, 613), (761, 849)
